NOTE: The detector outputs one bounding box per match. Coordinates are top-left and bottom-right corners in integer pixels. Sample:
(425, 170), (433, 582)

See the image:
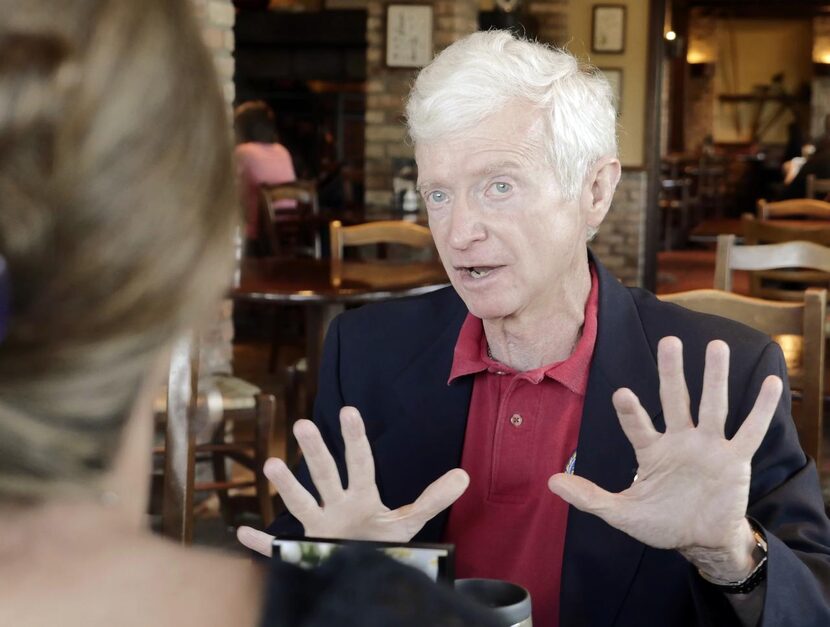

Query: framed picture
(599, 67), (623, 114)
(386, 4), (434, 68)
(592, 5), (626, 54)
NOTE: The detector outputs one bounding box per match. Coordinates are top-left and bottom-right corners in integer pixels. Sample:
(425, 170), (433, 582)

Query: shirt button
(509, 413), (523, 427)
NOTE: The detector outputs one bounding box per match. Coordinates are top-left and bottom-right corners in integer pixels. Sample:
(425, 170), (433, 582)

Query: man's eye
(428, 190), (447, 203)
(492, 182), (512, 194)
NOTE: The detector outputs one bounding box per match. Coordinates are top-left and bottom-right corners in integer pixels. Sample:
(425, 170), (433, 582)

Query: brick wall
(364, 0), (478, 210)
(592, 170), (648, 286)
(192, 0), (236, 376)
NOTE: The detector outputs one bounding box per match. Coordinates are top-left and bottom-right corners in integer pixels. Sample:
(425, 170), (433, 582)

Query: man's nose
(447, 196), (486, 250)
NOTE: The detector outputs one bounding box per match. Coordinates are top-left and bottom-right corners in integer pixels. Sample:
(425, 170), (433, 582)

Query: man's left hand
(548, 337), (782, 581)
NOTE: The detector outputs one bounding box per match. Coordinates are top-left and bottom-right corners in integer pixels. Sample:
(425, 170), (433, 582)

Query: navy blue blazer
(270, 255), (830, 626)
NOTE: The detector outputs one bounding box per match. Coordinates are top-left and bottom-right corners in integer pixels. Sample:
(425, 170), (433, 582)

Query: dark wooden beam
(667, 0), (689, 153)
(644, 0), (668, 292)
(685, 0), (829, 19)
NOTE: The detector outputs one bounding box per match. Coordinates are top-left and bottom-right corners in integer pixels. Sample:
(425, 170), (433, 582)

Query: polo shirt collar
(448, 265), (599, 396)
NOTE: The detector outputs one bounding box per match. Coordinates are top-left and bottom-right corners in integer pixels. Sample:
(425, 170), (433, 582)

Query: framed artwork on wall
(599, 67), (623, 114)
(386, 4), (434, 68)
(592, 5), (626, 54)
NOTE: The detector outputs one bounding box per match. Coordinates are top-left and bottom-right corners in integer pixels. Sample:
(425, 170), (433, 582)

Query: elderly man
(240, 32), (830, 626)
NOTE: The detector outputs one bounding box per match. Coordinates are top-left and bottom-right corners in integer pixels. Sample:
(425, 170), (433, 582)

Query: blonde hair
(0, 0), (238, 500)
(406, 30), (618, 201)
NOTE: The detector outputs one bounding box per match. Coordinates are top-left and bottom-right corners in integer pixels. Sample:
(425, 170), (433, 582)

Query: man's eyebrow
(417, 161), (522, 192)
(473, 160), (523, 176)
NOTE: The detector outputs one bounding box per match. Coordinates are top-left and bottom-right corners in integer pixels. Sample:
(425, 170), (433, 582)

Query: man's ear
(584, 156), (622, 230)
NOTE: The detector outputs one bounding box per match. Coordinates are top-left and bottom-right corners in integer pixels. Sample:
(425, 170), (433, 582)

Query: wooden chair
(806, 174), (830, 201)
(714, 234), (830, 295)
(757, 198), (830, 220)
(257, 180), (321, 372)
(329, 219), (434, 261)
(258, 180), (321, 259)
(741, 215), (830, 301)
(659, 288), (826, 464)
(156, 333), (277, 545)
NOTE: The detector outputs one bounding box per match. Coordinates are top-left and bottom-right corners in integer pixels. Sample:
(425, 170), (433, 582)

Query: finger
(548, 473), (621, 523)
(612, 387), (660, 450)
(388, 469), (470, 529)
(263, 457), (322, 526)
(236, 526), (274, 557)
(697, 340), (730, 435)
(657, 336), (694, 432)
(340, 407), (377, 493)
(293, 419), (344, 505)
(732, 375), (783, 458)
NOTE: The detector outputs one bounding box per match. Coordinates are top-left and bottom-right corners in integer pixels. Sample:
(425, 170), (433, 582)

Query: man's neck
(482, 262), (592, 372)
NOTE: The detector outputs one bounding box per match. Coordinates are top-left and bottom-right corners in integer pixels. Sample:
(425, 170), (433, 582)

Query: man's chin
(458, 298), (512, 321)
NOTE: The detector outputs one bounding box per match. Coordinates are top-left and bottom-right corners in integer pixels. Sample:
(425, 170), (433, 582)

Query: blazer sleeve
(691, 341), (830, 626)
(267, 315), (348, 538)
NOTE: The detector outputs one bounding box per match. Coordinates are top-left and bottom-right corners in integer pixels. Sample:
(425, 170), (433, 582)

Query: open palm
(549, 337), (782, 558)
(238, 406), (469, 557)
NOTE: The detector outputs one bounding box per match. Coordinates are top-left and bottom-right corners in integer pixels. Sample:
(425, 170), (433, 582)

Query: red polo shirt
(444, 267), (599, 627)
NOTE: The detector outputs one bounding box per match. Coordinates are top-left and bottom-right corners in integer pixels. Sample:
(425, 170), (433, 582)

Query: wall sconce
(813, 16), (830, 68)
(686, 47), (714, 78)
(813, 43), (830, 76)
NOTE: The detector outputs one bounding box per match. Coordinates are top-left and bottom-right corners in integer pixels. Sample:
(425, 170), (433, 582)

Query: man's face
(416, 102), (598, 322)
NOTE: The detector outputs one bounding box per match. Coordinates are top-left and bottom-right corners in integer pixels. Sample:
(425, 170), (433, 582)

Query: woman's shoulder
(0, 530), (262, 627)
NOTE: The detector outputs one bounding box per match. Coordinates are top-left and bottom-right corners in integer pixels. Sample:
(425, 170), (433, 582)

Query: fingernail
(341, 409), (362, 435)
(264, 458), (285, 476)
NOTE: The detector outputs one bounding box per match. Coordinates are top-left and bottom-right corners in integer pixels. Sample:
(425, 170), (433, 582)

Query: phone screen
(271, 535), (455, 583)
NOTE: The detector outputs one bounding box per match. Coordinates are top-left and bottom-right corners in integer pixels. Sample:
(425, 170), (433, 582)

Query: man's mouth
(459, 265), (498, 279)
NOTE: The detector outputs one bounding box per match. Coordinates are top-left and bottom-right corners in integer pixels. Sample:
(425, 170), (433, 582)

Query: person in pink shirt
(234, 100), (296, 246)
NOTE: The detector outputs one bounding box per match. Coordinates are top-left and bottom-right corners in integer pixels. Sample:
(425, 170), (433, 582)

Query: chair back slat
(661, 289), (804, 335)
(806, 174), (830, 200)
(738, 216), (830, 298)
(258, 180), (321, 258)
(329, 219), (433, 261)
(757, 198), (830, 220)
(743, 214), (830, 245)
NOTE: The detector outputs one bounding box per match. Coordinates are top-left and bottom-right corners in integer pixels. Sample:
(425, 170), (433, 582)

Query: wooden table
(232, 257), (449, 455)
(690, 218), (830, 244)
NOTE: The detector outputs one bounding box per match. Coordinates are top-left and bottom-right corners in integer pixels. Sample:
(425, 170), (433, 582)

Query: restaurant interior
(147, 0), (830, 556)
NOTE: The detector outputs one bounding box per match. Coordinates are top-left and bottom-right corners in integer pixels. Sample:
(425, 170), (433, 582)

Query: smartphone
(271, 535), (455, 583)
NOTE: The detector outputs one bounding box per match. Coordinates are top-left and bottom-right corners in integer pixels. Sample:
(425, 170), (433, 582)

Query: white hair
(406, 30), (618, 201)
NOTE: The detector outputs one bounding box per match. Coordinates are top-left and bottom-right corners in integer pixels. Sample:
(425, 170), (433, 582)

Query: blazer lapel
(381, 291), (473, 542)
(560, 257), (664, 626)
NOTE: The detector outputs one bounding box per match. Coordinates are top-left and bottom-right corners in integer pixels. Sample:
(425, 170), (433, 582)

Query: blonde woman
(0, 2), (501, 625)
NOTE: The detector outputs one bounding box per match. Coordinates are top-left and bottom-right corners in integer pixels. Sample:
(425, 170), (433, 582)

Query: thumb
(236, 526), (274, 557)
(548, 473), (618, 518)
(391, 469), (470, 532)
(416, 468), (470, 512)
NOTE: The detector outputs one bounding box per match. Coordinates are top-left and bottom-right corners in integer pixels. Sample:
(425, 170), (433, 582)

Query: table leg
(286, 303), (344, 466)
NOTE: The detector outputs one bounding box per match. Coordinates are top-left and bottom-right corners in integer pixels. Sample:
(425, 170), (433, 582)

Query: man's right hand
(237, 406), (470, 557)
